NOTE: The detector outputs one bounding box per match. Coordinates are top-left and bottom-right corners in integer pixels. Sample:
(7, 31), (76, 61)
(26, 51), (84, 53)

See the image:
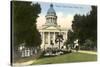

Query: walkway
(78, 50), (97, 55)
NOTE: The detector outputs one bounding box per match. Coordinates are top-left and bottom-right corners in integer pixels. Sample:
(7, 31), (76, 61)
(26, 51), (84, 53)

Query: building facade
(38, 4), (68, 50)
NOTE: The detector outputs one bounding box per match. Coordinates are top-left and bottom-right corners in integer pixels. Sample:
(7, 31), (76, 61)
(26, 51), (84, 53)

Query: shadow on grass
(13, 56), (35, 63)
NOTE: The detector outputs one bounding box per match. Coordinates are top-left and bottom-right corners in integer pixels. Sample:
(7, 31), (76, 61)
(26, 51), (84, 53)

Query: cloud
(36, 14), (46, 28)
(57, 12), (73, 29)
(36, 12), (74, 29)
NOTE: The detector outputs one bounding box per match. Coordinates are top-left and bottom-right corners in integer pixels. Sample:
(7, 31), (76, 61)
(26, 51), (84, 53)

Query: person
(74, 39), (79, 52)
(75, 44), (79, 52)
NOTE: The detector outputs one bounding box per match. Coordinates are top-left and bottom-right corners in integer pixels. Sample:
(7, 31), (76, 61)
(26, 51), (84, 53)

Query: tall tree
(72, 6), (97, 48)
(65, 30), (76, 48)
(12, 1), (41, 48)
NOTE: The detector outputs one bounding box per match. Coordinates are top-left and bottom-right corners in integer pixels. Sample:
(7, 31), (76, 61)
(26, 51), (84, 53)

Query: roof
(46, 4), (56, 16)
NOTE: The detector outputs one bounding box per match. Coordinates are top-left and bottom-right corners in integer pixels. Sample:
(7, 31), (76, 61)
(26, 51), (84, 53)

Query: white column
(54, 32), (55, 46)
(48, 32), (50, 46)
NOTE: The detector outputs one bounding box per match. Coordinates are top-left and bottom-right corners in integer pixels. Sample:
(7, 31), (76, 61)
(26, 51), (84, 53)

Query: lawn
(31, 52), (97, 65)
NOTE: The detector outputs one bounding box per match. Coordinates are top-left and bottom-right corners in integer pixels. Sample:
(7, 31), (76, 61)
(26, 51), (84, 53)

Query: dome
(45, 4), (57, 26)
(46, 4), (56, 16)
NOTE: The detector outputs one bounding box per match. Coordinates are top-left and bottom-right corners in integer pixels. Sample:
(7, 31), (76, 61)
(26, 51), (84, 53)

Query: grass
(31, 52), (97, 65)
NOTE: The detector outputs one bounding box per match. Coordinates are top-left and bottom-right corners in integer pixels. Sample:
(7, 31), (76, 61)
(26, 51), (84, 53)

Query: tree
(11, 1), (42, 60)
(65, 30), (76, 48)
(55, 34), (64, 49)
(72, 6), (97, 49)
(12, 1), (41, 47)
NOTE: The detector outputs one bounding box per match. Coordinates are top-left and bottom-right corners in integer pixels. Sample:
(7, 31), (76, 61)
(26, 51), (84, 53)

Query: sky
(32, 1), (92, 29)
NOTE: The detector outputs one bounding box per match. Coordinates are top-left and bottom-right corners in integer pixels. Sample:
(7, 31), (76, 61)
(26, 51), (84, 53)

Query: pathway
(78, 50), (97, 55)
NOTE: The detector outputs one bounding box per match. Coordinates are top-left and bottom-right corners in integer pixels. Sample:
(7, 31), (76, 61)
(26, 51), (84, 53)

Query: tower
(45, 4), (57, 26)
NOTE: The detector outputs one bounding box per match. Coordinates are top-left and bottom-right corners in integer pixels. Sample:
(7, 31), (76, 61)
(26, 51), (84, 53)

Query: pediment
(43, 26), (60, 30)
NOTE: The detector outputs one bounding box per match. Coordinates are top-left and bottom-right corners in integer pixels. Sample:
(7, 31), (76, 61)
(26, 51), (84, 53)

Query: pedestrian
(74, 39), (79, 52)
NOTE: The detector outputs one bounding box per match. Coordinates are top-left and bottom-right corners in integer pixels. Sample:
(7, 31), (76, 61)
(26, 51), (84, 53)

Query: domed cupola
(46, 4), (56, 16)
(45, 4), (57, 26)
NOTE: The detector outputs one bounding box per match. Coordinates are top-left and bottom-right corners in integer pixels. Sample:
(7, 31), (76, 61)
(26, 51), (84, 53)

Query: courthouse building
(38, 4), (68, 50)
